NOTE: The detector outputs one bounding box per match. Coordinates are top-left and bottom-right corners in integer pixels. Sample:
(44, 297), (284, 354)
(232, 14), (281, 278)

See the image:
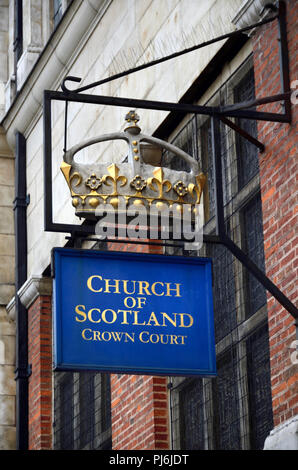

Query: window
(53, 0), (63, 28)
(242, 194), (267, 317)
(212, 349), (241, 450)
(54, 372), (112, 450)
(56, 373), (74, 450)
(246, 323), (273, 450)
(50, 0), (72, 30)
(14, 0), (23, 62)
(79, 372), (95, 448)
(207, 237), (236, 343)
(234, 68), (259, 188)
(168, 56), (273, 450)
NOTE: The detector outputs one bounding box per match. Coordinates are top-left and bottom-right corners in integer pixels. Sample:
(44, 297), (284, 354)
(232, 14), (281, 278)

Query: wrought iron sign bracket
(210, 116), (297, 320)
(43, 1), (297, 319)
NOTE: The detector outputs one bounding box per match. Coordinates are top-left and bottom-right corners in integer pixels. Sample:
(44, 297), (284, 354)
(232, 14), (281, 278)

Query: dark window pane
(14, 0), (23, 61)
(246, 324), (273, 449)
(234, 69), (259, 188)
(242, 194), (267, 316)
(201, 118), (229, 220)
(101, 373), (112, 434)
(79, 372), (95, 448)
(201, 120), (215, 219)
(208, 240), (237, 342)
(58, 374), (74, 449)
(212, 350), (241, 449)
(162, 116), (197, 172)
(179, 379), (205, 449)
(54, 372), (112, 450)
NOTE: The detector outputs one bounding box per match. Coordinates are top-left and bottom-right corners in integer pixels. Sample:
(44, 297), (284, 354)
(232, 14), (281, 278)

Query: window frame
(53, 371), (112, 450)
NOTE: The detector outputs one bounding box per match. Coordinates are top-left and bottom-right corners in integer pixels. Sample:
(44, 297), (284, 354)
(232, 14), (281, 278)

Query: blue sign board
(53, 248), (216, 376)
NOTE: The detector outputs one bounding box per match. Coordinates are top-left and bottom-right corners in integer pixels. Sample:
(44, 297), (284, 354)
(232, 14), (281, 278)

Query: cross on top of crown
(125, 110), (140, 125)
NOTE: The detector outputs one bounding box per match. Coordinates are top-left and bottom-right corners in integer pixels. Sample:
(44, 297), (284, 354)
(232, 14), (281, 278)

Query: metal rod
(218, 108), (290, 123)
(45, 89), (219, 117)
(222, 235), (298, 319)
(65, 234), (222, 247)
(219, 116), (265, 152)
(63, 100), (68, 153)
(43, 92), (53, 232)
(66, 237), (184, 249)
(211, 116), (225, 237)
(45, 89), (290, 123)
(219, 91), (291, 113)
(61, 14), (278, 94)
(277, 1), (291, 121)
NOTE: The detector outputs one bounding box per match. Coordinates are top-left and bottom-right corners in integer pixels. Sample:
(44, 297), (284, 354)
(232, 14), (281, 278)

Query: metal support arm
(210, 116), (297, 319)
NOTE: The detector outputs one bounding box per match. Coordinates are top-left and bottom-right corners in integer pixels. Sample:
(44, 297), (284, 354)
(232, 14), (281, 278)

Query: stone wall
(0, 126), (15, 449)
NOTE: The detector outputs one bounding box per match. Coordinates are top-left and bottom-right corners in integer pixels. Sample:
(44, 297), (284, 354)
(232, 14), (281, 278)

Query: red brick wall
(28, 295), (52, 450)
(108, 239), (170, 450)
(111, 375), (169, 449)
(253, 0), (298, 427)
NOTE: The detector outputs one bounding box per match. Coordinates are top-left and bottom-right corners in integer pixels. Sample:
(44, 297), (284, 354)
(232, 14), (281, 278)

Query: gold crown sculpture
(60, 111), (206, 219)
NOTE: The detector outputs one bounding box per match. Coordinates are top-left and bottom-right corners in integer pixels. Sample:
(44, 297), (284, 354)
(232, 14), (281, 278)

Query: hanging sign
(52, 248), (216, 376)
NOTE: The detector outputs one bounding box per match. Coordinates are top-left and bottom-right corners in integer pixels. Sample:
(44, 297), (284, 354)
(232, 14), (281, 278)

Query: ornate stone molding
(17, 276), (52, 311)
(6, 276), (52, 322)
(5, 296), (16, 322)
(232, 0), (277, 34)
(0, 127), (13, 158)
(2, 0), (112, 149)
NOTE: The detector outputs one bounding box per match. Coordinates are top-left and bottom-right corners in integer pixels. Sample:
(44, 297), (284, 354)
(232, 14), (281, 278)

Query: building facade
(0, 0), (297, 450)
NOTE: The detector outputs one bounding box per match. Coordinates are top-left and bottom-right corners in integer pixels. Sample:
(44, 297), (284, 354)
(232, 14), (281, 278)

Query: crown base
(73, 197), (200, 222)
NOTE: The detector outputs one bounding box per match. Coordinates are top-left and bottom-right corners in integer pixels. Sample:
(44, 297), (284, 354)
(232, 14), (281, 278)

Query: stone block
(0, 185), (14, 207)
(0, 395), (15, 425)
(0, 256), (14, 284)
(0, 206), (14, 234)
(0, 306), (15, 336)
(0, 157), (14, 186)
(0, 334), (15, 365)
(0, 425), (16, 450)
(0, 284), (15, 305)
(0, 234), (14, 256)
(0, 365), (15, 395)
